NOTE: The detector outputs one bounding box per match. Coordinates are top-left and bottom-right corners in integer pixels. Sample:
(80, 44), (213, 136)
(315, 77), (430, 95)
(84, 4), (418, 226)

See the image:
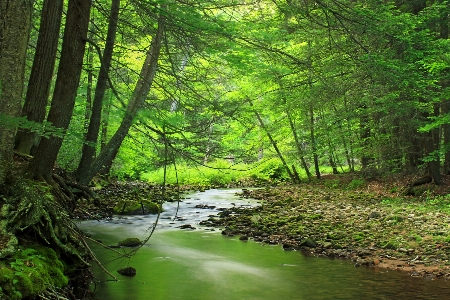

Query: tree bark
(440, 0), (450, 175)
(248, 99), (298, 184)
(14, 0), (63, 155)
(27, 0), (92, 182)
(285, 98), (311, 180)
(80, 11), (165, 185)
(425, 105), (441, 184)
(309, 103), (321, 179)
(75, 0), (120, 181)
(0, 0), (33, 184)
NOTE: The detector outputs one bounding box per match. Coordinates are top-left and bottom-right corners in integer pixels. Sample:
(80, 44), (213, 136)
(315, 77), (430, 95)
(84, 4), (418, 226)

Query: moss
(0, 246), (68, 299)
(113, 199), (161, 215)
(444, 235), (450, 243)
(384, 215), (404, 223)
(353, 233), (364, 241)
(118, 238), (142, 247)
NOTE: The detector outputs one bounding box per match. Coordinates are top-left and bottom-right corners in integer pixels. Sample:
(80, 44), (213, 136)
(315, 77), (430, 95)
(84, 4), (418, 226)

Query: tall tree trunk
(286, 103), (311, 180)
(75, 0), (120, 182)
(27, 0), (92, 182)
(360, 107), (376, 176)
(83, 25), (95, 141)
(309, 104), (321, 179)
(342, 96), (355, 172)
(80, 11), (165, 185)
(440, 0), (450, 175)
(426, 105), (441, 184)
(443, 99), (450, 175)
(14, 0), (63, 155)
(248, 99), (298, 183)
(100, 90), (112, 152)
(0, 0), (33, 184)
(203, 120), (214, 164)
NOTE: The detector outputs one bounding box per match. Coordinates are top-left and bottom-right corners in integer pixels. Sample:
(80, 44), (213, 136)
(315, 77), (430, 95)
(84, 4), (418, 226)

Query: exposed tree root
(0, 177), (96, 298)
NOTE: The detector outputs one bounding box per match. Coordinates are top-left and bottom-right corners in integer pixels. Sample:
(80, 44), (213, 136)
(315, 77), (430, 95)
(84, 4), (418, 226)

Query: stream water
(79, 189), (450, 300)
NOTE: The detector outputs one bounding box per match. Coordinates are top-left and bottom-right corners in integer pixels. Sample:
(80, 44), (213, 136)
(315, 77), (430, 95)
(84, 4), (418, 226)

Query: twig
(79, 233), (118, 281)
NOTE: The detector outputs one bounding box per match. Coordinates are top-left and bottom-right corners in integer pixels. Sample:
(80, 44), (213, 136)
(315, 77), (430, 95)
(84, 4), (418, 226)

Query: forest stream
(78, 189), (450, 299)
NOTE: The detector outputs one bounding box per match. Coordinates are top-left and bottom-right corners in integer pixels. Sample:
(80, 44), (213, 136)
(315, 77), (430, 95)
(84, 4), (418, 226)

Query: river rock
(118, 238), (142, 247)
(117, 267), (137, 276)
(301, 238), (317, 248)
(322, 242), (333, 249)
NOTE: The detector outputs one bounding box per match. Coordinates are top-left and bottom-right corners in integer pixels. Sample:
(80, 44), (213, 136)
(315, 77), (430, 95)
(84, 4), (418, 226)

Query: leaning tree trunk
(27, 0), (92, 183)
(248, 99), (298, 184)
(15, 0), (63, 155)
(0, 0), (33, 185)
(309, 104), (321, 179)
(80, 11), (166, 185)
(284, 97), (311, 180)
(75, 0), (120, 182)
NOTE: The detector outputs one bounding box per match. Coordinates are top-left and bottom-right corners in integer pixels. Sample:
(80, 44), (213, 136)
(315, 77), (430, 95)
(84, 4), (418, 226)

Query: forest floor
(83, 173), (450, 281)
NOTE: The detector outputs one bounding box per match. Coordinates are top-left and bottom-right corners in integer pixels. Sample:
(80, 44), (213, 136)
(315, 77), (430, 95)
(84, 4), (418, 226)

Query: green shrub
(347, 178), (365, 190)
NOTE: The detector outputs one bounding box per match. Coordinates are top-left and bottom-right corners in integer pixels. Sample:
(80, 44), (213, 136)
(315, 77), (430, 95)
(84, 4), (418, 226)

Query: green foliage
(323, 179), (341, 189)
(0, 114), (65, 139)
(0, 246), (68, 299)
(346, 178), (365, 190)
(140, 158), (292, 186)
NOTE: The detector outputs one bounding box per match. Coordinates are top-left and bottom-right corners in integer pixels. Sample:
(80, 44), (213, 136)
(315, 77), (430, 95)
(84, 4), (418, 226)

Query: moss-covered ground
(0, 245), (68, 299)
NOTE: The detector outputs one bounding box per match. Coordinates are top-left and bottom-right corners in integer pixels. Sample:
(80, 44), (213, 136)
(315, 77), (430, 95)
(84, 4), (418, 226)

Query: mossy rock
(0, 246), (68, 299)
(117, 266), (136, 276)
(118, 238), (142, 247)
(301, 237), (317, 248)
(113, 199), (162, 215)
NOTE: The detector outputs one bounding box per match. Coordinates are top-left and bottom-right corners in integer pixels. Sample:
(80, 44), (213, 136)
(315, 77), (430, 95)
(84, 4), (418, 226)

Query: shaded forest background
(2, 0), (450, 188)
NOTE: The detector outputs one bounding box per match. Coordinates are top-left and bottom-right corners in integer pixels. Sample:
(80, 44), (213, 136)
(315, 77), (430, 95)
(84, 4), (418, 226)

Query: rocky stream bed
(80, 177), (450, 281)
(203, 185), (450, 280)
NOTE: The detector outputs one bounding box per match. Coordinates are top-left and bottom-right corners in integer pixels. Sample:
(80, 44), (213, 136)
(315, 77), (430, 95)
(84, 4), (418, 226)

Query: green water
(79, 189), (450, 299)
(84, 229), (450, 300)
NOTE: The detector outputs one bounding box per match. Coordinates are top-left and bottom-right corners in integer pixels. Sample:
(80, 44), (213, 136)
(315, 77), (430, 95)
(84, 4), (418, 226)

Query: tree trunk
(75, 0), (120, 182)
(342, 96), (355, 172)
(360, 108), (376, 176)
(203, 120), (214, 164)
(248, 99), (298, 183)
(27, 0), (92, 182)
(14, 0), (63, 155)
(80, 11), (165, 185)
(285, 99), (311, 180)
(0, 0), (33, 184)
(443, 99), (450, 175)
(310, 104), (321, 179)
(426, 105), (441, 184)
(100, 90), (112, 152)
(440, 0), (450, 175)
(83, 25), (95, 140)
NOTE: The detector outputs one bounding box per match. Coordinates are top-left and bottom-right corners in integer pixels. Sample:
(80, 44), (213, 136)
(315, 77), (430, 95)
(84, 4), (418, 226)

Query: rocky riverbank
(76, 175), (450, 280)
(200, 180), (450, 280)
